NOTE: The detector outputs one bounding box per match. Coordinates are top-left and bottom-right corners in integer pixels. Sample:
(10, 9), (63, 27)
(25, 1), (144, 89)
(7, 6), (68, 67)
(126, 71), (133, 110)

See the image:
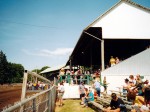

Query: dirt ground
(0, 84), (37, 111)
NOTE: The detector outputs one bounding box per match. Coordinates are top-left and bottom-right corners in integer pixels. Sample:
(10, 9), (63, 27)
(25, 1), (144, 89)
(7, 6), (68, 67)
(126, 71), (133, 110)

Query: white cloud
(22, 48), (73, 57)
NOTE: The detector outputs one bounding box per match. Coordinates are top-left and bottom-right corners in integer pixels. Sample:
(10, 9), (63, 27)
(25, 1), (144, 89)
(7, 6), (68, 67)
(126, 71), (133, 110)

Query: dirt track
(0, 85), (22, 111)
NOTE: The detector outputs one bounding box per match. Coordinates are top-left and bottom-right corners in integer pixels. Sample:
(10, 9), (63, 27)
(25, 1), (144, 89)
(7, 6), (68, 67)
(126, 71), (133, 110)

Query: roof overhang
(66, 27), (102, 67)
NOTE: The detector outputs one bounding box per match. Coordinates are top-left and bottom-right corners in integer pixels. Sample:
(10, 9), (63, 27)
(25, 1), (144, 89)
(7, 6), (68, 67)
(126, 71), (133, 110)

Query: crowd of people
(56, 65), (150, 112)
(121, 74), (150, 112)
(26, 81), (49, 90)
(104, 74), (150, 112)
(57, 68), (101, 85)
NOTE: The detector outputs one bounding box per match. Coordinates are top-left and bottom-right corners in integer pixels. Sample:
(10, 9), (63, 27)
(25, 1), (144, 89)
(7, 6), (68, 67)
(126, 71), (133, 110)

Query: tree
(0, 50), (24, 84)
(8, 63), (24, 83)
(32, 66), (50, 74)
(0, 51), (8, 84)
(41, 66), (50, 72)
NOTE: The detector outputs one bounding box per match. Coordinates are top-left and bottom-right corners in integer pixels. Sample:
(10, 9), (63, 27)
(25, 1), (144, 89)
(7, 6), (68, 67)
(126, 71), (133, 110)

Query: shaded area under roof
(66, 27), (150, 68)
(101, 48), (150, 76)
(66, 27), (102, 67)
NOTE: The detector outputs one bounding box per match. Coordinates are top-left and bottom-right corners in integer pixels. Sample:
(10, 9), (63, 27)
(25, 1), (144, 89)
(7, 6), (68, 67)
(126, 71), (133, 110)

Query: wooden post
(51, 87), (55, 112)
(48, 90), (51, 112)
(20, 70), (28, 112)
(33, 98), (36, 112)
(21, 71), (28, 101)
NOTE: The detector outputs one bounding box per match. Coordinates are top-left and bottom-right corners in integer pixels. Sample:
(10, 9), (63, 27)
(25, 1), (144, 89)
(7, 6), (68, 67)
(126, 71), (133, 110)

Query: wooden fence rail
(2, 71), (57, 112)
(2, 86), (57, 112)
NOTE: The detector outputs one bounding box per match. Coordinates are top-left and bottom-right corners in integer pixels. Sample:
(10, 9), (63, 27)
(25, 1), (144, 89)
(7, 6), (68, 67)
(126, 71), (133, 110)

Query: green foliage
(8, 63), (24, 83)
(0, 50), (24, 84)
(32, 66), (50, 74)
(41, 66), (50, 72)
(32, 69), (41, 74)
(0, 51), (8, 84)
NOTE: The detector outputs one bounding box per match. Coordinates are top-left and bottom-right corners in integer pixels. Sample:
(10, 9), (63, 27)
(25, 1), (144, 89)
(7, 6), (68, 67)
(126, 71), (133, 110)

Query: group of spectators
(58, 68), (100, 85)
(77, 74), (150, 112)
(121, 74), (150, 112)
(109, 56), (120, 67)
(27, 81), (47, 90)
(99, 74), (150, 112)
(79, 79), (102, 108)
(58, 68), (91, 85)
(79, 81), (95, 107)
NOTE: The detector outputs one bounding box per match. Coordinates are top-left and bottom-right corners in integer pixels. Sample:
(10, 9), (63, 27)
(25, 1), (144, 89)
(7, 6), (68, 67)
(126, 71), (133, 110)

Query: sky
(0, 0), (150, 71)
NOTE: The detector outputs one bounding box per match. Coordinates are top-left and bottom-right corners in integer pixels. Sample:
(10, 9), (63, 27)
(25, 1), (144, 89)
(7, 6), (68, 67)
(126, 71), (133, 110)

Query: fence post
(33, 98), (36, 112)
(51, 87), (55, 112)
(48, 90), (52, 112)
(20, 70), (28, 112)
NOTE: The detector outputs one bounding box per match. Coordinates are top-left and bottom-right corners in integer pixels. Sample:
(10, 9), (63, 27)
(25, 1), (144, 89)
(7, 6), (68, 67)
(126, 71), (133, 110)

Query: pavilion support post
(101, 40), (105, 71)
(69, 56), (72, 72)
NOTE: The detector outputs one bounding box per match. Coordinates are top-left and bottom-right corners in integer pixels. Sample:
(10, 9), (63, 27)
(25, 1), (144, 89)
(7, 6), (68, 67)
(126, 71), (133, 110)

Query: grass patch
(55, 99), (97, 112)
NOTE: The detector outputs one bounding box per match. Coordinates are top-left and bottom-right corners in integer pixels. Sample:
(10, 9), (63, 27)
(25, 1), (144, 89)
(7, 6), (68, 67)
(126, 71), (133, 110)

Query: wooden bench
(89, 101), (105, 111)
(109, 90), (123, 96)
(97, 97), (110, 105)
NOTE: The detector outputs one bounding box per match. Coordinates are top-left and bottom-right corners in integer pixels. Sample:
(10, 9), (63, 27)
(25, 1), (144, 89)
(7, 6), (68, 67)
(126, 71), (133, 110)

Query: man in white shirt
(58, 82), (65, 106)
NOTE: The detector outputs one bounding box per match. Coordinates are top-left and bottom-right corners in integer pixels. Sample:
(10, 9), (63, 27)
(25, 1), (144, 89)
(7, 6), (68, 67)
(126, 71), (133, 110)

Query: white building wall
(92, 2), (150, 39)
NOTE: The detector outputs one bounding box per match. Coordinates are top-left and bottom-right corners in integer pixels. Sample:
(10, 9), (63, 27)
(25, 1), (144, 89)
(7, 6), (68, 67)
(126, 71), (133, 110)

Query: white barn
(86, 0), (150, 92)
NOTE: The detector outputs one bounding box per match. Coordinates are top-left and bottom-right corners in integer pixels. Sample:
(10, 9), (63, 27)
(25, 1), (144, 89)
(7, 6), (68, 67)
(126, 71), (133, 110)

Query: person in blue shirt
(94, 80), (101, 97)
(83, 87), (94, 107)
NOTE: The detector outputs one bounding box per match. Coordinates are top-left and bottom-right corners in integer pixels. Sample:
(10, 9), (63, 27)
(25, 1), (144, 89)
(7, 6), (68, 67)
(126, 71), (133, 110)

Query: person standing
(115, 57), (120, 64)
(79, 82), (85, 104)
(110, 56), (116, 67)
(94, 79), (101, 97)
(103, 76), (108, 93)
(58, 82), (65, 106)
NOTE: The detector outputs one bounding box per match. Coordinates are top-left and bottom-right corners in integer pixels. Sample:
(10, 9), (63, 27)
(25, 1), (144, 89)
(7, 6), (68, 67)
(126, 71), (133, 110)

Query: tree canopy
(0, 51), (24, 84)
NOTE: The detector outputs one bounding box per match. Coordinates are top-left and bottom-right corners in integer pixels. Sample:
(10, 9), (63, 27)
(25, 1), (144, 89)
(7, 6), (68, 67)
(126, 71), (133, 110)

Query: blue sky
(0, 0), (150, 70)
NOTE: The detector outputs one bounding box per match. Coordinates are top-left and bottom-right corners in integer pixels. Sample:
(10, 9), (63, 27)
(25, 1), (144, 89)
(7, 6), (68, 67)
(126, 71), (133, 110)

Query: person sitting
(104, 93), (127, 112)
(131, 86), (150, 112)
(83, 88), (94, 107)
(129, 75), (136, 86)
(122, 78), (129, 95)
